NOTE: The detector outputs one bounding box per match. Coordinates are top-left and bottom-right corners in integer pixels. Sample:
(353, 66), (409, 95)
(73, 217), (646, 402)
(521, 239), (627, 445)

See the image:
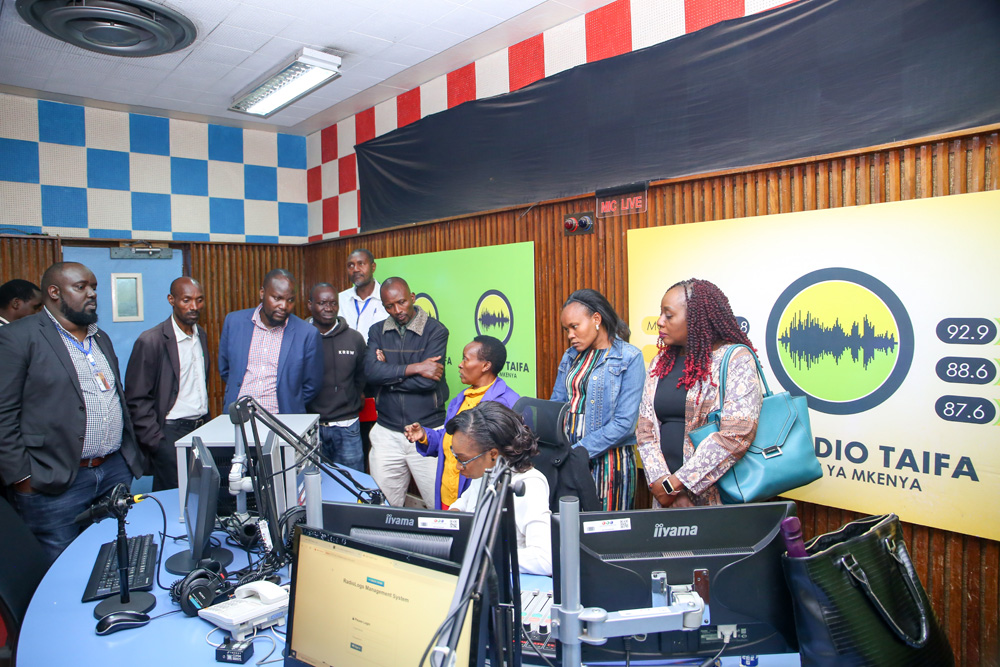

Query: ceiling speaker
(16, 0), (196, 57)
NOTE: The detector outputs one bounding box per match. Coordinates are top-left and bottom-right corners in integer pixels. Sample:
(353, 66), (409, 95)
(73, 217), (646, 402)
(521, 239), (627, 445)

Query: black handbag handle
(837, 537), (930, 648)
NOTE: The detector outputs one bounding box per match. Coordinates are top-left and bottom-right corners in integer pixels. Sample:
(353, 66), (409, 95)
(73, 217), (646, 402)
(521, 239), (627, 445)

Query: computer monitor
(165, 436), (234, 574)
(552, 501), (799, 663)
(284, 526), (474, 667)
(322, 501), (475, 564)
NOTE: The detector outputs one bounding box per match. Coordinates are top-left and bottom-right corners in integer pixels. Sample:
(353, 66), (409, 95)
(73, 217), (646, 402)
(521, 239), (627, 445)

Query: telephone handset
(235, 580), (287, 605)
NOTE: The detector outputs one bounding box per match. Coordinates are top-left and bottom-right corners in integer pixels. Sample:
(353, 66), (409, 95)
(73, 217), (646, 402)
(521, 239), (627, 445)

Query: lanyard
(354, 297), (371, 329)
(58, 327), (111, 391)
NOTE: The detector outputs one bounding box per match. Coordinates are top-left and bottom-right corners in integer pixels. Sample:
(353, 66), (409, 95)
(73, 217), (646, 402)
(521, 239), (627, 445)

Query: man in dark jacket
(306, 283), (366, 470)
(364, 277), (448, 507)
(125, 277), (210, 490)
(0, 262), (143, 562)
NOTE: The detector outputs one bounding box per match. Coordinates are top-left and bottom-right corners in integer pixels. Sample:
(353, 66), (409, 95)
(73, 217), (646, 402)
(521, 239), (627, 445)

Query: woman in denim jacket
(551, 289), (645, 510)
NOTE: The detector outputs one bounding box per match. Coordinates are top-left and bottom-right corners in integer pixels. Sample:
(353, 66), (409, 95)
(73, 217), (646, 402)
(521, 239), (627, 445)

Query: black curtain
(356, 0), (1000, 231)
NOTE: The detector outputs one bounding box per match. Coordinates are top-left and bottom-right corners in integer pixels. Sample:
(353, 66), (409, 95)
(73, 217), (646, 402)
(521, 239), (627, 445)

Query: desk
(17, 469), (368, 667)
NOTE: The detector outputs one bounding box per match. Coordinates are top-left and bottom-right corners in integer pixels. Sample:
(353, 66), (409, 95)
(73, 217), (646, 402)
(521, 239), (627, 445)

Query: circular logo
(474, 290), (514, 345)
(765, 268), (913, 415)
(414, 293), (438, 319)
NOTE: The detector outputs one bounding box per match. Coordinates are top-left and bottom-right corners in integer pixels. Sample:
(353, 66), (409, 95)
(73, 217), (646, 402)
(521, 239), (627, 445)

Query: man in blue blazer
(218, 269), (322, 415)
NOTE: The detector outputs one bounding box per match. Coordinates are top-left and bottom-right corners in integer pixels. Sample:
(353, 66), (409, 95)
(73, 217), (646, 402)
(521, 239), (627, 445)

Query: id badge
(94, 370), (111, 392)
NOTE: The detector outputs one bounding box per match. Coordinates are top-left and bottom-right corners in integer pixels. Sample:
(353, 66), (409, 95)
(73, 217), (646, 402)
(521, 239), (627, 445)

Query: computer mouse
(95, 610), (151, 635)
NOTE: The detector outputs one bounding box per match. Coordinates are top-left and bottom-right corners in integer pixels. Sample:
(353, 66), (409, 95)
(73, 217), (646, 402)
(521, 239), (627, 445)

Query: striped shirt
(563, 348), (605, 444)
(238, 305), (284, 413)
(44, 307), (124, 459)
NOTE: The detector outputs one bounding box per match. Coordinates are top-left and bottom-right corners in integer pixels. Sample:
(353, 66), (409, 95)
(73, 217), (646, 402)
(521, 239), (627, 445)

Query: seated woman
(405, 335), (520, 509)
(447, 402), (552, 576)
(551, 289), (645, 511)
(636, 278), (763, 508)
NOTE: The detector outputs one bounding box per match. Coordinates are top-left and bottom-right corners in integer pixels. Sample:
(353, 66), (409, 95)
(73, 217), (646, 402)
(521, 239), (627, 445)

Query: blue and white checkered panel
(0, 92), (308, 243)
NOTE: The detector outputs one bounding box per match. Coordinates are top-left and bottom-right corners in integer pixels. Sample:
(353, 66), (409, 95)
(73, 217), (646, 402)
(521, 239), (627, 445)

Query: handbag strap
(837, 537), (930, 648)
(715, 343), (773, 408)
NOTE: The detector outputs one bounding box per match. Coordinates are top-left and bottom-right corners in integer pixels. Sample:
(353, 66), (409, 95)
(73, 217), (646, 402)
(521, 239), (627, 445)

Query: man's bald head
(380, 277), (416, 326)
(40, 261), (98, 328)
(168, 276), (204, 332)
(170, 276), (201, 297)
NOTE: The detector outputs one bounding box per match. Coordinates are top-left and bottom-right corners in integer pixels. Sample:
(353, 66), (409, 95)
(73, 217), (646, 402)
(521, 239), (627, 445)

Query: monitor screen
(166, 436), (232, 574)
(322, 501), (474, 564)
(553, 500), (799, 663)
(284, 527), (473, 667)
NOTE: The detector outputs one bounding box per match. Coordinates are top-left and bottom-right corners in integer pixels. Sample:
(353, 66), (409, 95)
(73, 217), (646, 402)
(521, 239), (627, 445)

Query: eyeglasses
(451, 448), (489, 470)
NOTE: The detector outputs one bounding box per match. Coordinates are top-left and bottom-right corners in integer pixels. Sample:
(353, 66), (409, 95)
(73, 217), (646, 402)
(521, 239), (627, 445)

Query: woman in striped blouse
(550, 289), (645, 511)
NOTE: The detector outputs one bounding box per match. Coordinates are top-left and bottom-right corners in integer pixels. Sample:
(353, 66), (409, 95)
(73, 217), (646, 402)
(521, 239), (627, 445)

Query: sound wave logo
(475, 290), (514, 345)
(414, 293), (438, 319)
(780, 311), (898, 370)
(766, 268), (913, 415)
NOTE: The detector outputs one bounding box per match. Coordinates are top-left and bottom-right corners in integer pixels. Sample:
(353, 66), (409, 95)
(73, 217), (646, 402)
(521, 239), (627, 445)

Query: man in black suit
(0, 262), (143, 563)
(125, 277), (210, 490)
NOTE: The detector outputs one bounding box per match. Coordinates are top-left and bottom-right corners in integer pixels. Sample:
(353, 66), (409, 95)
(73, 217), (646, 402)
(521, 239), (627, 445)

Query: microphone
(74, 483), (140, 525)
(510, 480), (526, 496)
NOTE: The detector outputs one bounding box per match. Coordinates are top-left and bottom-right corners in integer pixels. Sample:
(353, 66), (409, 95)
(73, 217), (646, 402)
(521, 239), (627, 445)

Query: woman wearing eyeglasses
(447, 402), (552, 576)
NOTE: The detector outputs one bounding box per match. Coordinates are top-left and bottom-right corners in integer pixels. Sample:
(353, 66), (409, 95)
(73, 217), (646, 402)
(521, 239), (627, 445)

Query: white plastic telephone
(198, 580), (289, 640)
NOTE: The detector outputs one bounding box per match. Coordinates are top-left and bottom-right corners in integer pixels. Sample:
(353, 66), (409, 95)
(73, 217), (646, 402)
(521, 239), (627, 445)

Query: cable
(148, 608), (183, 621)
(518, 622), (556, 667)
(698, 624), (735, 667)
(205, 626), (226, 648)
(250, 631), (276, 665)
(418, 589), (475, 667)
(137, 494), (171, 591)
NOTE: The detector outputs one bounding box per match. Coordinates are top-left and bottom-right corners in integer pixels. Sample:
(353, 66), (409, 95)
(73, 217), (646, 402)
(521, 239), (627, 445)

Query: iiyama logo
(385, 514), (415, 527)
(653, 523), (698, 537)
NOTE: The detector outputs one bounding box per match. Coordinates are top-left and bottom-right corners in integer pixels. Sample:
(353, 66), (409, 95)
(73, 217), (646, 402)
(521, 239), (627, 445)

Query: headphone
(170, 563), (233, 616)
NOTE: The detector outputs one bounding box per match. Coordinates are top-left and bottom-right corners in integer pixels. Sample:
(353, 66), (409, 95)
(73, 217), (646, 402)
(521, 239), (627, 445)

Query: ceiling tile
(432, 6), (503, 37)
(400, 25), (467, 52)
(376, 43), (436, 67)
(203, 24), (273, 52)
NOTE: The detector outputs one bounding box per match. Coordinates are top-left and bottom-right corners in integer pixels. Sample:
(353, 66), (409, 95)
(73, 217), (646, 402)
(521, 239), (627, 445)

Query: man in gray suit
(0, 262), (144, 563)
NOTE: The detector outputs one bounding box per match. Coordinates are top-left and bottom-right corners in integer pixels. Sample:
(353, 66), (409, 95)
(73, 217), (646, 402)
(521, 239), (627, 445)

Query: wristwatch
(661, 476), (680, 496)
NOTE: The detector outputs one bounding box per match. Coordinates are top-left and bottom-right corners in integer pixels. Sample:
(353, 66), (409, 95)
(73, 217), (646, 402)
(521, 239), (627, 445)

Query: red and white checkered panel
(307, 0), (799, 241)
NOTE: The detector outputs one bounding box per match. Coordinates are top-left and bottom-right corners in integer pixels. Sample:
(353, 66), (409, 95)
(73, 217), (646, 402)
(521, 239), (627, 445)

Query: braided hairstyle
(652, 278), (753, 390)
(445, 402), (539, 473)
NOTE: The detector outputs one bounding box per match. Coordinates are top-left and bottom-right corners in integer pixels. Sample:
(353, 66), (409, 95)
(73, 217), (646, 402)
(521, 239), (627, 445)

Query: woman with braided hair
(551, 289), (645, 511)
(636, 279), (762, 508)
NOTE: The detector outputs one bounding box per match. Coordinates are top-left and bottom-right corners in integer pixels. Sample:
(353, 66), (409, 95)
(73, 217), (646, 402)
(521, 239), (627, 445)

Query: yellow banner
(627, 191), (1000, 540)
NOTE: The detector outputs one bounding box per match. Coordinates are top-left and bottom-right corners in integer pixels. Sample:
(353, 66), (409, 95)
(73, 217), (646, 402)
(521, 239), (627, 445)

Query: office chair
(0, 497), (49, 667)
(512, 397), (601, 512)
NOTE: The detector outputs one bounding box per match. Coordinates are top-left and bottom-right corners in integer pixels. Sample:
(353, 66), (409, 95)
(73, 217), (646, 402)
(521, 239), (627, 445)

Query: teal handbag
(688, 344), (822, 504)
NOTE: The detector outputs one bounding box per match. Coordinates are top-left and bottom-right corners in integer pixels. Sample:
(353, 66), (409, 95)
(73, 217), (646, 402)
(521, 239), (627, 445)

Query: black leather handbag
(782, 514), (954, 666)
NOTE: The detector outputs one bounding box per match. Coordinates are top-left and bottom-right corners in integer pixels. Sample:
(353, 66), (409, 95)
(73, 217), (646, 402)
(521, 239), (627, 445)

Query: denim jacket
(550, 337), (645, 458)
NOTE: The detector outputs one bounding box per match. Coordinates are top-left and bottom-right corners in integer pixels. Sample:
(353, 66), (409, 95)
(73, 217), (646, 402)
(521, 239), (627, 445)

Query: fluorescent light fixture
(230, 47), (341, 118)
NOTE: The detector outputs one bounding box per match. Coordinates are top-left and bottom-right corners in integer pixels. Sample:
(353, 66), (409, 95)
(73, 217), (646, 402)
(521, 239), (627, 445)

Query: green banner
(376, 242), (536, 399)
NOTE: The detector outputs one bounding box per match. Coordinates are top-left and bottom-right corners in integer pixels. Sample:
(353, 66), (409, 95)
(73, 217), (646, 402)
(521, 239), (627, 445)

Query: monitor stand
(164, 545), (234, 575)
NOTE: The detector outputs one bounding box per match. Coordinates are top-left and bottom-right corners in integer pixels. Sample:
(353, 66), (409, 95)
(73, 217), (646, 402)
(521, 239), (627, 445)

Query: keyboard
(81, 533), (158, 603)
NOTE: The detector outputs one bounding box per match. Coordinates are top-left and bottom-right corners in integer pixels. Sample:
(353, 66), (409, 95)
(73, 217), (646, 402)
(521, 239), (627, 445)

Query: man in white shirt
(125, 277), (210, 490)
(338, 249), (390, 470)
(338, 248), (388, 343)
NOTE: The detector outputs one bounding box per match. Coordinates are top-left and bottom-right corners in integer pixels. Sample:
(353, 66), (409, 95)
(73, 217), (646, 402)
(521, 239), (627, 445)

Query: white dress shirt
(165, 316), (209, 420)
(338, 280), (388, 344)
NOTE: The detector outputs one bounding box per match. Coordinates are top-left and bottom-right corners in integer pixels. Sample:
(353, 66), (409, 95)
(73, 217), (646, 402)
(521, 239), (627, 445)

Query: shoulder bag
(783, 514), (954, 666)
(688, 343), (822, 503)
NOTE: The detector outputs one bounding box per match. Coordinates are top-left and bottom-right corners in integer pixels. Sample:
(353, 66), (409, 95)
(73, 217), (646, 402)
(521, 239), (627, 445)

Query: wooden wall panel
(302, 127), (999, 666)
(188, 242), (305, 417)
(0, 235), (62, 285)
